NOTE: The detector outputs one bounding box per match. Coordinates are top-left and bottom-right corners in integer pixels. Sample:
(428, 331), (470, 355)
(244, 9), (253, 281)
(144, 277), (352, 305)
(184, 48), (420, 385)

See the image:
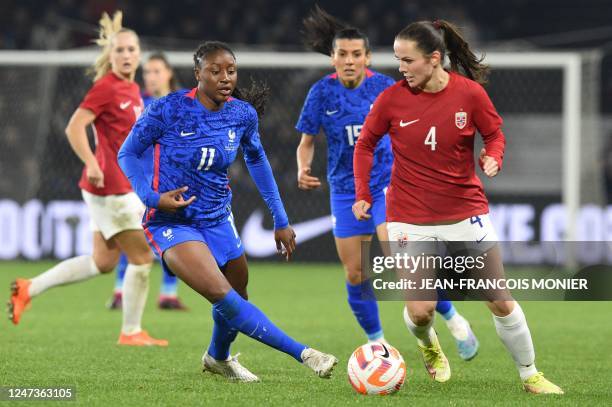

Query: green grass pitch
(1, 261), (610, 406)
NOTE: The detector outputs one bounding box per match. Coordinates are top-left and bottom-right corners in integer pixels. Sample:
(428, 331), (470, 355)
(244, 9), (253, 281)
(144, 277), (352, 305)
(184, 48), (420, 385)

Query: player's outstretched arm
(296, 133), (322, 190)
(65, 108), (103, 188)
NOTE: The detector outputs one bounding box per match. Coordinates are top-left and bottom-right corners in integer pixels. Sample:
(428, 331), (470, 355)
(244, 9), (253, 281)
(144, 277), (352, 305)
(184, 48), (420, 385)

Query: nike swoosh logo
(180, 131), (195, 137)
(399, 119), (419, 127)
(476, 234), (488, 243)
(380, 344), (390, 358)
(119, 101), (132, 109)
(241, 210), (333, 257)
(326, 110), (338, 115)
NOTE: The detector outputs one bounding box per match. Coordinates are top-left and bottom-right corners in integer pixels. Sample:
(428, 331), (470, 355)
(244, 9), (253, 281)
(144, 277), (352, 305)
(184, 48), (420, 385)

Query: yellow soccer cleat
(418, 334), (451, 383)
(523, 372), (564, 394)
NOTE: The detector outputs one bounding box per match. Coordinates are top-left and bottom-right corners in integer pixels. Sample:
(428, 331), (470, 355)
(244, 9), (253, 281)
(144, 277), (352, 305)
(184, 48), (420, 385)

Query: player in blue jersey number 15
(118, 41), (337, 382)
(296, 7), (479, 360)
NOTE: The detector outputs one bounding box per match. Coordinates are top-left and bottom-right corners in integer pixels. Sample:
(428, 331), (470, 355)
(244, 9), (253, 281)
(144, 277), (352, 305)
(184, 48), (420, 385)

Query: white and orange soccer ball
(347, 342), (406, 395)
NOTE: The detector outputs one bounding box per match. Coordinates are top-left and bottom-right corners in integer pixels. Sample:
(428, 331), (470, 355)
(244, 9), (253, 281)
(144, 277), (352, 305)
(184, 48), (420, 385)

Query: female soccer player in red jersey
(297, 6), (479, 361)
(353, 20), (563, 394)
(8, 11), (167, 347)
(108, 52), (187, 312)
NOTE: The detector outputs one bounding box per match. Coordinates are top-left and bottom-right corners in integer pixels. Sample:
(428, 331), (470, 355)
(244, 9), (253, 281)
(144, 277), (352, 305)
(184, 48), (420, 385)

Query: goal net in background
(0, 50), (604, 262)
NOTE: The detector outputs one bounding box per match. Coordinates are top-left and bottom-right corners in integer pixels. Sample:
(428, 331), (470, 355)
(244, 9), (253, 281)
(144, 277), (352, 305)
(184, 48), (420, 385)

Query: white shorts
(81, 190), (145, 240)
(387, 214), (498, 243)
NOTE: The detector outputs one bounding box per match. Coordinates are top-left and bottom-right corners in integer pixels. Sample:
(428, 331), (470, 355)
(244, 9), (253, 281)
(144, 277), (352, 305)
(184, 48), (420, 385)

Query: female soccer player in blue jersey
(118, 41), (337, 382)
(296, 6), (478, 360)
(109, 52), (187, 311)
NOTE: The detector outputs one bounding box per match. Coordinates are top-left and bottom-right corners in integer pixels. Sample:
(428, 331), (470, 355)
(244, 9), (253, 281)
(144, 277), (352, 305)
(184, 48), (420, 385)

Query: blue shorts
(144, 213), (244, 269)
(330, 188), (387, 238)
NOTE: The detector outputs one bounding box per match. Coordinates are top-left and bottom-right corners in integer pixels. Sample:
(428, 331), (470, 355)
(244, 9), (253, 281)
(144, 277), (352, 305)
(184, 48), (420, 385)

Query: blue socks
(160, 264), (179, 296)
(436, 299), (457, 320)
(114, 254), (128, 291)
(212, 289), (307, 362)
(114, 253), (178, 296)
(346, 281), (383, 341)
(208, 307), (239, 360)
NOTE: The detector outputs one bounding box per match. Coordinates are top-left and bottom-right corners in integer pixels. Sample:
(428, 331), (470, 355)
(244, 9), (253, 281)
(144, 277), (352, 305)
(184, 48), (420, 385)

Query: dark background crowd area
(3, 0), (612, 51)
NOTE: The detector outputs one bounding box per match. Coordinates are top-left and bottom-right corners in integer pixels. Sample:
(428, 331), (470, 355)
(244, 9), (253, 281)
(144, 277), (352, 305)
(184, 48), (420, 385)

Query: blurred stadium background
(1, 0), (612, 263)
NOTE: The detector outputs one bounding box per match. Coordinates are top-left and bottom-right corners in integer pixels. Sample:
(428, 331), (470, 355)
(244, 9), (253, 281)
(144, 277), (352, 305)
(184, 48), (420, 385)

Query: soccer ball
(347, 342), (406, 395)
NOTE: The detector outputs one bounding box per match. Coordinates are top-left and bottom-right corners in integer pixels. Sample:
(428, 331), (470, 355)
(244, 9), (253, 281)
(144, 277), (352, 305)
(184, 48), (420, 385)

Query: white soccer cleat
(301, 348), (338, 378)
(202, 352), (260, 382)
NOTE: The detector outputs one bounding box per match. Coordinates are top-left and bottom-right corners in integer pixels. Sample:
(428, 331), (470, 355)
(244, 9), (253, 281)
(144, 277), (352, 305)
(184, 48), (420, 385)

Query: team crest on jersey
(455, 111), (467, 129)
(225, 129), (238, 151)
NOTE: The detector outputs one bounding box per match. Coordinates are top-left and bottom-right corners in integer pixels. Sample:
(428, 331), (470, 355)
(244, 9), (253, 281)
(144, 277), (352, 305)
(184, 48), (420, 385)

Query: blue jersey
(119, 88), (289, 228)
(296, 69), (394, 195)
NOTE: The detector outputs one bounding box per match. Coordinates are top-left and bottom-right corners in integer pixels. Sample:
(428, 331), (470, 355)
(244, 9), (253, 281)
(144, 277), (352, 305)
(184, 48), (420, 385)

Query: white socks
(121, 263), (152, 335)
(403, 306), (437, 347)
(445, 313), (469, 341)
(29, 255), (100, 297)
(493, 302), (538, 380)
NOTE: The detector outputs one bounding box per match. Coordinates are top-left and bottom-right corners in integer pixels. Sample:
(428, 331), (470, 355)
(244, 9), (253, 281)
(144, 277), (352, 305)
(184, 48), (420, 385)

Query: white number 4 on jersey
(425, 126), (437, 151)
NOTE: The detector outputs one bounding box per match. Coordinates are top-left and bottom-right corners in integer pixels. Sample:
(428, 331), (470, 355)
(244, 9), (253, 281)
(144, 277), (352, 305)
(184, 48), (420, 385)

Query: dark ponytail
(396, 20), (489, 85)
(193, 41), (269, 118)
(232, 79), (270, 119)
(302, 5), (370, 56)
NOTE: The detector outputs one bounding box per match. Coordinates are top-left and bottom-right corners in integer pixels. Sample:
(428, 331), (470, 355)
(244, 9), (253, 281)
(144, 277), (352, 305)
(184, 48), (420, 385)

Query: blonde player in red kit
(353, 20), (563, 394)
(8, 11), (167, 346)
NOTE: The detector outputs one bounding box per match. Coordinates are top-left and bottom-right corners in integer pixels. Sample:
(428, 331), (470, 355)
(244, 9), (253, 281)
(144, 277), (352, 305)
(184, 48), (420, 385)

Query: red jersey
(354, 71), (505, 223)
(78, 72), (143, 195)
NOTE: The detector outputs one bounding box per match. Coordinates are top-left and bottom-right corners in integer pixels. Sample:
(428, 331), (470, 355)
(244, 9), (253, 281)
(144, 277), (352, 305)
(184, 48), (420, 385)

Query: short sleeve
(295, 81), (323, 136)
(79, 79), (112, 116)
(472, 84), (503, 136)
(362, 90), (391, 137)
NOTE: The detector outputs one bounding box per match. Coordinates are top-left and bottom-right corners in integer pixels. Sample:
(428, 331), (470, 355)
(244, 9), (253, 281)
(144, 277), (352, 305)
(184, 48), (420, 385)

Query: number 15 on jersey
(345, 124), (363, 146)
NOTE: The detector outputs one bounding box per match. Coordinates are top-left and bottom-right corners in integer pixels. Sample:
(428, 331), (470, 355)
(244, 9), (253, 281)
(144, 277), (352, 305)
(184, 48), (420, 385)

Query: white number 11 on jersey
(197, 147), (215, 171)
(425, 126), (437, 151)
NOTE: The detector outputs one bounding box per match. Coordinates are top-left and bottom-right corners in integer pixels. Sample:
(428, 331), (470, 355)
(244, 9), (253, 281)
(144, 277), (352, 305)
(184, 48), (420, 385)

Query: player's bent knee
(487, 300), (515, 317)
(407, 304), (435, 325)
(94, 257), (118, 274)
(208, 285), (232, 303)
(345, 267), (363, 285)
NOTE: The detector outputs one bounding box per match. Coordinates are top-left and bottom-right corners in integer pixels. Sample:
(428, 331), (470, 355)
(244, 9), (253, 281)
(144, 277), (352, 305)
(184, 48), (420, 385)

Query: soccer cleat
(301, 348), (338, 378)
(523, 372), (564, 394)
(158, 295), (188, 311)
(455, 324), (479, 361)
(202, 352), (260, 382)
(418, 334), (451, 382)
(107, 292), (122, 310)
(8, 279), (31, 325)
(117, 330), (169, 347)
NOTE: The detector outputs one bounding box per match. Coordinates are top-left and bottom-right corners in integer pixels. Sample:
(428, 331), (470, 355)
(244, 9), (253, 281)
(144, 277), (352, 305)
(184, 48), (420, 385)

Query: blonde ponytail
(88, 10), (138, 81)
